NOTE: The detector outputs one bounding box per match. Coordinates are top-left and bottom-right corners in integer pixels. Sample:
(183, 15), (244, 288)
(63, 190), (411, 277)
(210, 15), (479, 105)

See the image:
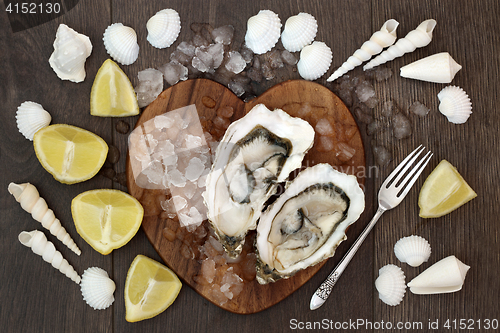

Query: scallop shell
(375, 264), (406, 306)
(49, 24), (92, 83)
(394, 235), (431, 267)
(281, 12), (318, 52)
(297, 41), (332, 80)
(438, 85), (472, 124)
(147, 9), (181, 49)
(103, 23), (139, 65)
(400, 52), (462, 83)
(407, 255), (470, 294)
(244, 10), (281, 54)
(15, 102), (51, 141)
(81, 267), (116, 310)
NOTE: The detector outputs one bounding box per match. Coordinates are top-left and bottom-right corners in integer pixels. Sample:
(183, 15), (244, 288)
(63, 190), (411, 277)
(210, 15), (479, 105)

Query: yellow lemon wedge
(125, 255), (182, 322)
(71, 189), (143, 254)
(90, 59), (139, 117)
(33, 124), (108, 184)
(418, 159), (477, 218)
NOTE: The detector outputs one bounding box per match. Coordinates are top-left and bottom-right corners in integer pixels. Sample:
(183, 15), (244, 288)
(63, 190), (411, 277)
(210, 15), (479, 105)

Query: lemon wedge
(71, 189), (143, 254)
(90, 59), (139, 117)
(418, 159), (477, 218)
(125, 255), (182, 322)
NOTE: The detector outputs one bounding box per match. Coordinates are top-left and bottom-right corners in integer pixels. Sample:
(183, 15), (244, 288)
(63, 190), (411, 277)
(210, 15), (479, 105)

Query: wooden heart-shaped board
(126, 78), (365, 314)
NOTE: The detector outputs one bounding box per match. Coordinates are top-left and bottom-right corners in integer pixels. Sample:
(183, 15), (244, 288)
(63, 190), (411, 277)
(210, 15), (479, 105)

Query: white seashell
(375, 264), (406, 306)
(8, 182), (81, 255)
(407, 255), (470, 294)
(281, 12), (318, 52)
(364, 19), (437, 70)
(438, 85), (472, 124)
(327, 19), (399, 82)
(297, 41), (332, 81)
(394, 235), (431, 267)
(49, 24), (92, 83)
(400, 52), (462, 83)
(103, 23), (139, 65)
(81, 267), (116, 310)
(15, 102), (51, 140)
(146, 9), (181, 49)
(244, 10), (281, 54)
(19, 230), (81, 284)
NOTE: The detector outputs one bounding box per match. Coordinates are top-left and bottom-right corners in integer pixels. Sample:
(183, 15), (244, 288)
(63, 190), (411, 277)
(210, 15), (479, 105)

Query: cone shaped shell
(394, 235), (431, 267)
(375, 264), (406, 306)
(81, 267), (116, 310)
(15, 102), (51, 140)
(244, 10), (281, 54)
(103, 23), (139, 65)
(438, 85), (472, 124)
(297, 41), (332, 80)
(147, 9), (181, 49)
(400, 52), (461, 83)
(281, 12), (318, 52)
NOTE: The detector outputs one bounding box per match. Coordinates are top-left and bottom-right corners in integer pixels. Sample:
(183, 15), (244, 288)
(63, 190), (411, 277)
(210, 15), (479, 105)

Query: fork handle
(310, 206), (386, 310)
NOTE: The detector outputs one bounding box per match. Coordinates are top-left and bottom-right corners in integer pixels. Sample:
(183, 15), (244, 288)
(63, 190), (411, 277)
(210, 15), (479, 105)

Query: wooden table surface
(1, 0), (499, 332)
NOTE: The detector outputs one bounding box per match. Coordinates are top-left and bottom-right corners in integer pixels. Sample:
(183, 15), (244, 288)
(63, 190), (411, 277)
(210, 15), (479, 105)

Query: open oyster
(255, 163), (364, 284)
(203, 104), (314, 258)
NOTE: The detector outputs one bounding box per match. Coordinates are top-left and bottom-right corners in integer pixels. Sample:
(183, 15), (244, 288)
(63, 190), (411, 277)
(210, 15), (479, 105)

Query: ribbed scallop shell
(103, 23), (139, 65)
(81, 267), (116, 310)
(400, 52), (462, 83)
(297, 41), (332, 80)
(394, 235), (431, 267)
(375, 264), (406, 306)
(438, 85), (472, 124)
(281, 12), (318, 52)
(244, 10), (281, 54)
(16, 102), (51, 140)
(147, 9), (181, 49)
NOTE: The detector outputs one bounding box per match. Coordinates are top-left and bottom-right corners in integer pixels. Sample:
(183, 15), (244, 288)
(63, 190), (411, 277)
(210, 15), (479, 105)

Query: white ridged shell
(15, 102), (51, 140)
(297, 41), (332, 80)
(281, 12), (318, 52)
(103, 23), (139, 65)
(438, 85), (472, 124)
(400, 52), (462, 83)
(375, 264), (406, 306)
(81, 267), (116, 310)
(244, 10), (281, 54)
(394, 235), (431, 267)
(147, 9), (181, 49)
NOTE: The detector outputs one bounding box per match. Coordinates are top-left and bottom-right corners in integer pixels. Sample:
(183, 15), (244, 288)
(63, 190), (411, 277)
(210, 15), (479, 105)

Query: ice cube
(355, 80), (376, 103)
(207, 43), (224, 69)
(228, 80), (245, 96)
(177, 41), (196, 57)
(154, 115), (174, 129)
(183, 181), (198, 199)
(172, 195), (188, 211)
(185, 134), (203, 149)
(225, 51), (246, 74)
(168, 168), (187, 187)
(315, 118), (334, 136)
(281, 50), (297, 66)
(158, 61), (188, 86)
(185, 157), (205, 181)
(392, 113), (412, 139)
(409, 101), (430, 117)
(135, 68), (164, 108)
(211, 25), (234, 45)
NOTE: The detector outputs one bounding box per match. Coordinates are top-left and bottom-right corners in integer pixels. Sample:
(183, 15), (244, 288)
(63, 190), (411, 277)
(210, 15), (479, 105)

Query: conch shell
(19, 230), (81, 284)
(8, 182), (81, 255)
(400, 52), (462, 83)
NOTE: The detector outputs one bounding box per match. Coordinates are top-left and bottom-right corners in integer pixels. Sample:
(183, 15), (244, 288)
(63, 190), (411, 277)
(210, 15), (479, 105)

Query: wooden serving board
(126, 78), (365, 314)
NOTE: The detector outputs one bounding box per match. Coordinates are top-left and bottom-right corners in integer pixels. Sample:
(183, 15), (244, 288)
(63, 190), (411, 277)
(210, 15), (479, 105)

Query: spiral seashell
(244, 10), (281, 54)
(400, 52), (462, 83)
(363, 19), (437, 70)
(297, 41), (332, 81)
(147, 9), (181, 49)
(8, 182), (81, 255)
(327, 19), (399, 82)
(375, 264), (406, 306)
(49, 24), (92, 83)
(394, 235), (431, 267)
(281, 12), (318, 52)
(15, 101), (51, 141)
(81, 267), (116, 310)
(103, 23), (139, 65)
(437, 85), (472, 124)
(19, 230), (81, 284)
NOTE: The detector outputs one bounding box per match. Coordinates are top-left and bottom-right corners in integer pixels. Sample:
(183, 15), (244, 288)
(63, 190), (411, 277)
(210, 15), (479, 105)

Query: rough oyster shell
(297, 41), (332, 80)
(281, 12), (318, 52)
(15, 101), (51, 141)
(103, 23), (139, 65)
(147, 9), (181, 49)
(394, 235), (431, 267)
(81, 267), (116, 310)
(438, 85), (472, 124)
(375, 264), (406, 306)
(244, 10), (281, 54)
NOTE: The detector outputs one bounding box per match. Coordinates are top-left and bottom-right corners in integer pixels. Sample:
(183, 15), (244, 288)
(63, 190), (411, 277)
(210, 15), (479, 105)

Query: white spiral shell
(364, 19), (437, 70)
(438, 85), (472, 124)
(103, 23), (139, 65)
(244, 10), (281, 54)
(281, 12), (318, 52)
(394, 235), (431, 267)
(19, 230), (81, 284)
(375, 264), (406, 306)
(15, 101), (51, 141)
(81, 267), (116, 310)
(8, 182), (81, 255)
(297, 41), (332, 80)
(327, 19), (399, 82)
(147, 9), (181, 49)
(400, 52), (462, 83)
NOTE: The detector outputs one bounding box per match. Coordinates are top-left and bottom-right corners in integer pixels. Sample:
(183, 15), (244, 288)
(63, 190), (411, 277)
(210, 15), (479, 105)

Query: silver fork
(309, 145), (432, 310)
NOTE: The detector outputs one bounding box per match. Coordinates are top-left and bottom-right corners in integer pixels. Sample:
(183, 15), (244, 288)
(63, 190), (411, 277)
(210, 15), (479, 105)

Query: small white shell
(281, 12), (318, 52)
(297, 41), (333, 80)
(394, 235), (431, 267)
(15, 102), (51, 140)
(407, 255), (470, 294)
(375, 264), (406, 306)
(400, 52), (462, 83)
(147, 9), (181, 49)
(244, 10), (281, 54)
(49, 24), (92, 83)
(438, 85), (472, 124)
(103, 23), (139, 65)
(81, 267), (116, 310)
